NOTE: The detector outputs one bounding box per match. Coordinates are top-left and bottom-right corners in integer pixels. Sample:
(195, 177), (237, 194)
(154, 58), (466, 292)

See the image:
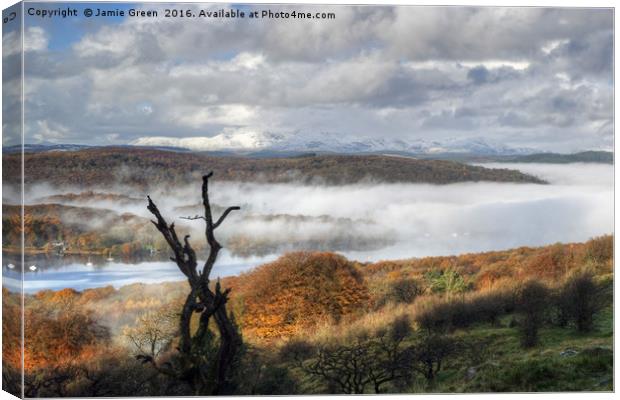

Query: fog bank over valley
(3, 162), (612, 292)
(14, 163), (615, 257)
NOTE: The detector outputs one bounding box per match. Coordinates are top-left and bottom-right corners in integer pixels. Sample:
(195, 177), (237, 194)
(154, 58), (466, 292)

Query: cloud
(467, 66), (490, 85)
(15, 6), (613, 152)
(24, 26), (49, 52)
(31, 120), (69, 142)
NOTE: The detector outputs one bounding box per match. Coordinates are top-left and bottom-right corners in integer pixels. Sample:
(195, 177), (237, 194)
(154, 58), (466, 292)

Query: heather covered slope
(3, 236), (612, 395)
(3, 147), (546, 188)
(225, 235), (613, 341)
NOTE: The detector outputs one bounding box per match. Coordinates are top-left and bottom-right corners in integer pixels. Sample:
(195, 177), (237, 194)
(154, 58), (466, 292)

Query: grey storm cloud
(467, 66), (489, 85)
(9, 5), (613, 152)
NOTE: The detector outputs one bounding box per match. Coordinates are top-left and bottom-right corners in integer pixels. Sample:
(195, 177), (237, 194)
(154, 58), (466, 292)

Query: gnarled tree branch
(146, 173), (242, 395)
(214, 206), (241, 229)
(180, 215), (207, 221)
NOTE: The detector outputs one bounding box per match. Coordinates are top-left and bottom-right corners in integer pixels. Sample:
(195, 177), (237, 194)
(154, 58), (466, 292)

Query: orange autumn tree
(2, 288), (22, 370)
(238, 251), (370, 339)
(25, 289), (110, 370)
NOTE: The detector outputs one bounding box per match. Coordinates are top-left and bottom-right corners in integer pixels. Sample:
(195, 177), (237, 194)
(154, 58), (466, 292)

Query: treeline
(2, 203), (393, 258)
(3, 148), (546, 188)
(2, 236), (613, 396)
(2, 204), (160, 256)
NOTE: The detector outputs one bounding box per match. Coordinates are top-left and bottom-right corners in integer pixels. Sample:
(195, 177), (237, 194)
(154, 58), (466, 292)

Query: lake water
(2, 251), (278, 293)
(3, 163), (613, 294)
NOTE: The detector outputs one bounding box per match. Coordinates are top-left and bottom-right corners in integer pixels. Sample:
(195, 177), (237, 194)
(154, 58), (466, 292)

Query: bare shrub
(556, 270), (601, 332)
(415, 288), (515, 333)
(515, 281), (550, 347)
(281, 316), (415, 394)
(411, 332), (461, 382)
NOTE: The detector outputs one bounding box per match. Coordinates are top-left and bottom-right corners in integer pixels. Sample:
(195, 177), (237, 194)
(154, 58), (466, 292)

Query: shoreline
(3, 235), (613, 296)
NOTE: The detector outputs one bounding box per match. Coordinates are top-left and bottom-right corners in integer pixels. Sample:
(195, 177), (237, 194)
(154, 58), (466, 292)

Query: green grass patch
(428, 304), (613, 393)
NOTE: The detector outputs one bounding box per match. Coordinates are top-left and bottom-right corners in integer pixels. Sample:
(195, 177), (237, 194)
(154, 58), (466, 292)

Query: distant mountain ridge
(131, 132), (538, 156)
(496, 151), (613, 164)
(5, 140), (613, 163)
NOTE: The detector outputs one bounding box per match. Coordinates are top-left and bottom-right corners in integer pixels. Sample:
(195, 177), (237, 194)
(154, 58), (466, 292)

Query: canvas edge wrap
(2, 1), (25, 398)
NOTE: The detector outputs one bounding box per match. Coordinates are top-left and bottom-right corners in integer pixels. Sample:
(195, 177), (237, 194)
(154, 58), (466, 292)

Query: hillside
(2, 148), (546, 188)
(4, 236), (612, 395)
(225, 235), (613, 341)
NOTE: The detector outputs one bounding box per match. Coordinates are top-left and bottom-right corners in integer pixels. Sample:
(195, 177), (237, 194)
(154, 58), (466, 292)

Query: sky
(2, 3), (614, 152)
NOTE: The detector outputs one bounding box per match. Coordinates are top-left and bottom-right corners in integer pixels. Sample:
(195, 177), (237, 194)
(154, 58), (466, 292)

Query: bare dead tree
(411, 332), (460, 382)
(142, 173), (242, 395)
(282, 317), (415, 394)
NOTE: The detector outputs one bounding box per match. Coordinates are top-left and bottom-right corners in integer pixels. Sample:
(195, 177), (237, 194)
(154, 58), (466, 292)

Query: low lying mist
(7, 163), (613, 263)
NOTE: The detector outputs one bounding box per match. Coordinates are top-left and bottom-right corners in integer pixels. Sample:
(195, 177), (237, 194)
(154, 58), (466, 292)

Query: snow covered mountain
(131, 131), (536, 156)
